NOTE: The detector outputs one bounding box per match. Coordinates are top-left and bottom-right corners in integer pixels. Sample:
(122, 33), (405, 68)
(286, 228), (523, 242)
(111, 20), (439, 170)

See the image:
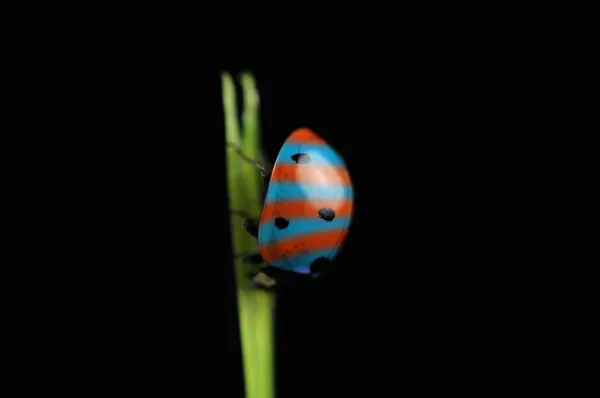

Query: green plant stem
(222, 71), (275, 398)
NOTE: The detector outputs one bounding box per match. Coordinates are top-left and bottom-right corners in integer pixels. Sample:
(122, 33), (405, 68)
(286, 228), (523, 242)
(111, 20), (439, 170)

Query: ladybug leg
(251, 266), (287, 288)
(254, 265), (310, 288)
(252, 271), (277, 288)
(234, 252), (264, 264)
(230, 210), (259, 238)
(234, 253), (267, 281)
(242, 218), (259, 238)
(226, 142), (272, 177)
(309, 257), (333, 279)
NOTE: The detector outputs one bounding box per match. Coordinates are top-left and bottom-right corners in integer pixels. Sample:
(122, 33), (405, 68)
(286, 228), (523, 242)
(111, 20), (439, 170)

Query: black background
(8, 50), (529, 396)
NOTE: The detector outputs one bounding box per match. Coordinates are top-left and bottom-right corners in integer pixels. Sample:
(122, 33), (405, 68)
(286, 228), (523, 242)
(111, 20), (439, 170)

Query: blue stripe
(293, 265), (311, 274)
(265, 182), (353, 202)
(275, 142), (345, 166)
(258, 217), (350, 246)
(271, 248), (340, 272)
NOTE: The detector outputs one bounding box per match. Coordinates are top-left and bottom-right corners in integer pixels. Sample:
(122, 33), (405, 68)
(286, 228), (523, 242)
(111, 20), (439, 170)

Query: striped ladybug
(229, 128), (353, 288)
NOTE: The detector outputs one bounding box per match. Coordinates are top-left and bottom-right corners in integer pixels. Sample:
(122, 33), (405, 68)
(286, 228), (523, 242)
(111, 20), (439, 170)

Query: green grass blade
(239, 290), (274, 398)
(222, 71), (275, 398)
(240, 71), (262, 213)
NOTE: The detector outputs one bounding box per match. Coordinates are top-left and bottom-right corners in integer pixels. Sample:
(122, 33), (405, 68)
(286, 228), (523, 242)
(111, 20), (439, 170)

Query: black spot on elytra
(291, 153), (311, 164)
(318, 207), (336, 221)
(274, 217), (289, 229)
(310, 257), (332, 274)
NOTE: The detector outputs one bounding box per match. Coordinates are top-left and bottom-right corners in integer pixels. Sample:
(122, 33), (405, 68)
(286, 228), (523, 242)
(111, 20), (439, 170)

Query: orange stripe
(261, 199), (353, 221)
(286, 128), (327, 144)
(260, 229), (348, 264)
(270, 164), (351, 185)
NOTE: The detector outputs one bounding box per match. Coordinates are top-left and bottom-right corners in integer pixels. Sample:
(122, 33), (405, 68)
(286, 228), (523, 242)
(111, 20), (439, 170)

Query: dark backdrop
(20, 60), (378, 396)
(11, 52), (526, 396)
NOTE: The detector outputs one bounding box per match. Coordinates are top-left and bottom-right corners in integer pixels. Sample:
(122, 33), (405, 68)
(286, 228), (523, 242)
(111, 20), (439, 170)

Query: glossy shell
(257, 128), (354, 274)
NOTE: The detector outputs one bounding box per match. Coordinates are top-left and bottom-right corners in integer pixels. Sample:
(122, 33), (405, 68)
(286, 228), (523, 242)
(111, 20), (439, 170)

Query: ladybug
(229, 128), (353, 288)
